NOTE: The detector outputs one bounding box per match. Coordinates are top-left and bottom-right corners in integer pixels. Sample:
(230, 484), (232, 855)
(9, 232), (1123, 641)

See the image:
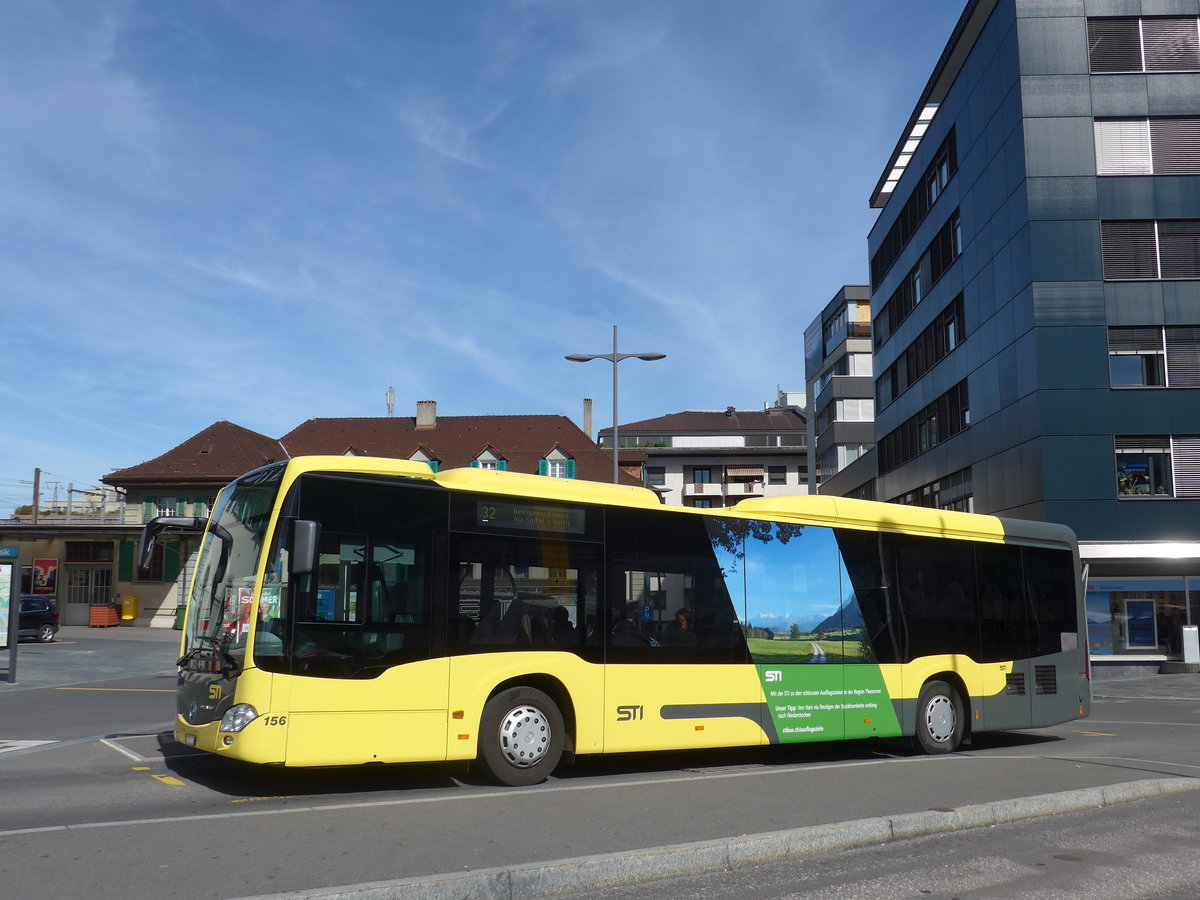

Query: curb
(228, 776), (1200, 900)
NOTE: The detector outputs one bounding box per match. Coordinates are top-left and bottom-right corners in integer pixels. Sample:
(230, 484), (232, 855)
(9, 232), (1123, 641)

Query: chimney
(416, 400), (437, 430)
(583, 398), (593, 440)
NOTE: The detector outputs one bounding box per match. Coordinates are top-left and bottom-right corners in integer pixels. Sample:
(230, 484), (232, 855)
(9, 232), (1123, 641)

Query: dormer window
(472, 449), (506, 471)
(539, 448), (575, 478)
(409, 448), (440, 472)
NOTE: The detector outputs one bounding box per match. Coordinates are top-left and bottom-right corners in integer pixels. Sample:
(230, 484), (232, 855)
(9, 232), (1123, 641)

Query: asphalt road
(2, 629), (1199, 899)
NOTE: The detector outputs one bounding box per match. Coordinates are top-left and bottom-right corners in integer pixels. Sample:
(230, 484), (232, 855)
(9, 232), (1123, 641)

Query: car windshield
(182, 464), (285, 666)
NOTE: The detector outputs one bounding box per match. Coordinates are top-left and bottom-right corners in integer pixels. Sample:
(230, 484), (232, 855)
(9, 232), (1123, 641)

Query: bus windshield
(182, 464), (285, 668)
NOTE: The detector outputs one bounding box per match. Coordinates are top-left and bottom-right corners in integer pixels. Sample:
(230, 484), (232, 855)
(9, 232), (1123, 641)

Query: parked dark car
(18, 595), (59, 642)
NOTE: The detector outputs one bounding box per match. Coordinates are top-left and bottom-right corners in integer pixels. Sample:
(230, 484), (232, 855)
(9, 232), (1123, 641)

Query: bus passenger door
(977, 545), (1032, 731)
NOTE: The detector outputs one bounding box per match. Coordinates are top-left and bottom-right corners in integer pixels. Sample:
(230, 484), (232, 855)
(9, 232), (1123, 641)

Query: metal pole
(612, 325), (619, 484)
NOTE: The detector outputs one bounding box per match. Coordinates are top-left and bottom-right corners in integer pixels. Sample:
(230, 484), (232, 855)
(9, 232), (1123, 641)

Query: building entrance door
(62, 566), (113, 626)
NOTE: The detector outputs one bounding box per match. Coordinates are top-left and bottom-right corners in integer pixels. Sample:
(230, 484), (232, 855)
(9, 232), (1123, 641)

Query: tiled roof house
(92, 401), (625, 627)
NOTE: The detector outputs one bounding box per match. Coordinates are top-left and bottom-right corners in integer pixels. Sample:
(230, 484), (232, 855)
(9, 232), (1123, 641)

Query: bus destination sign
(477, 500), (585, 535)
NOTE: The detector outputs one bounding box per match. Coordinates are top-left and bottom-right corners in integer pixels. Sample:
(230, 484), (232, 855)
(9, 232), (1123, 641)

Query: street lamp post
(566, 325), (665, 484)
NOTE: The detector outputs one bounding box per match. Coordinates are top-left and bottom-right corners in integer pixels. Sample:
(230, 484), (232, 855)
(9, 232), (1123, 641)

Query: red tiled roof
(105, 415), (634, 487)
(103, 422), (285, 486)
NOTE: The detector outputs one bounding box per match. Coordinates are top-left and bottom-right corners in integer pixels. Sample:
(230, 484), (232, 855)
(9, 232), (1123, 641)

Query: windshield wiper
(177, 634), (240, 678)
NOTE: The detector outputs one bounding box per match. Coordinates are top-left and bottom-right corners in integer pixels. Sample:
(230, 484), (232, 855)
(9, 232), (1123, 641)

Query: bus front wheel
(914, 680), (964, 755)
(478, 687), (565, 786)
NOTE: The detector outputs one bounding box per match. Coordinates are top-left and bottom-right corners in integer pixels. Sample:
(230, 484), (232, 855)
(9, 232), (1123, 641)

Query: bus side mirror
(138, 516), (207, 569)
(290, 519), (320, 576)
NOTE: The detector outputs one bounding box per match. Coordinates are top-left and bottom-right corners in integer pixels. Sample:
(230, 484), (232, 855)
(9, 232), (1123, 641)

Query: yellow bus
(142, 456), (1090, 786)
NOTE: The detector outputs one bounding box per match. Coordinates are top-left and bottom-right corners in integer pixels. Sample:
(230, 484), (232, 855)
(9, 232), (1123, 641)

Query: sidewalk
(1, 624), (180, 691)
(1089, 672), (1200, 702)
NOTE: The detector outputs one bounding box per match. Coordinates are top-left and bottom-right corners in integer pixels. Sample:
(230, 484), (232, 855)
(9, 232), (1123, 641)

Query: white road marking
(0, 740), (56, 754)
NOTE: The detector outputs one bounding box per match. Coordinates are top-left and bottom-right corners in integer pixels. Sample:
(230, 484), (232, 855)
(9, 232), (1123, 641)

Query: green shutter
(163, 541), (181, 581)
(429, 461), (439, 473)
(194, 497), (208, 517)
(142, 498), (155, 523)
(566, 459), (576, 479)
(538, 460), (549, 476)
(498, 460), (507, 471)
(118, 541), (134, 581)
(176, 498), (187, 516)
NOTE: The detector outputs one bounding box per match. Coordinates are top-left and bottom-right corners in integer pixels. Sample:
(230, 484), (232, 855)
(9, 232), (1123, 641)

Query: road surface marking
(100, 738), (148, 762)
(152, 775), (186, 787)
(56, 687), (174, 693)
(0, 740), (55, 754)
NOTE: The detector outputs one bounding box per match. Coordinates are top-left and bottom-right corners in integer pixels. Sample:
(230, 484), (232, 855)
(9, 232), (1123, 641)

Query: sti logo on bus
(616, 705), (643, 722)
(765, 671), (783, 683)
(208, 685), (222, 701)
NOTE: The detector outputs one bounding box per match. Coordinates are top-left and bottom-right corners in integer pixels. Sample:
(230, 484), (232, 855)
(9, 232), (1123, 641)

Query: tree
(789, 623), (801, 641)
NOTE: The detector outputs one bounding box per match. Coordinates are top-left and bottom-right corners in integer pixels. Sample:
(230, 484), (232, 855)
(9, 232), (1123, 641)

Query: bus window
(1022, 547), (1078, 656)
(889, 534), (978, 662)
(267, 476), (443, 678)
(977, 543), (1028, 662)
(835, 529), (899, 664)
(449, 535), (601, 656)
(605, 510), (747, 663)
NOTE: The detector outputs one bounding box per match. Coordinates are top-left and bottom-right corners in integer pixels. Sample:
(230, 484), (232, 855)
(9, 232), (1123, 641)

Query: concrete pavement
(1, 624), (180, 691)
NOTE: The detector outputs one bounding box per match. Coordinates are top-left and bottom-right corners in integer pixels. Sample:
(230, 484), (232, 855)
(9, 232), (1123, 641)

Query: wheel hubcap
(497, 705), (550, 768)
(925, 695), (955, 743)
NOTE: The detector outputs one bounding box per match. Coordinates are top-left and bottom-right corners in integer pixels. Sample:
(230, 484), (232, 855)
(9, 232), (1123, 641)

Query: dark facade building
(858, 0), (1200, 668)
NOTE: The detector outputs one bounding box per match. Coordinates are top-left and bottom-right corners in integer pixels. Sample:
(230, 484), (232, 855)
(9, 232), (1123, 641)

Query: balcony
(681, 481), (764, 499)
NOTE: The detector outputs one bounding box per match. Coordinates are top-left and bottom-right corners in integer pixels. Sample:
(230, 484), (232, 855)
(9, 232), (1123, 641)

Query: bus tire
(478, 687), (565, 786)
(914, 680), (964, 755)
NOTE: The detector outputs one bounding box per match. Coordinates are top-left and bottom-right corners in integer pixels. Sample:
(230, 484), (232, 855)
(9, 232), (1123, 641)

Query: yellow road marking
(132, 766), (150, 772)
(152, 775), (185, 787)
(56, 687), (174, 693)
(1074, 730), (1117, 737)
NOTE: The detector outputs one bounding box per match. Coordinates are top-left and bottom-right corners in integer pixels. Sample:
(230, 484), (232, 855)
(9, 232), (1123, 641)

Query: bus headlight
(220, 703), (259, 733)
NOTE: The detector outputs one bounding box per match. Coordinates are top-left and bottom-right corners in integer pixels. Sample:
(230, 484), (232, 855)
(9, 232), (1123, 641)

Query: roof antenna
(385, 386), (395, 417)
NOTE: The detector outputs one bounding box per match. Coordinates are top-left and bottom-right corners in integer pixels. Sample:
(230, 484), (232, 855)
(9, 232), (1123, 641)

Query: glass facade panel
(1086, 577), (1188, 656)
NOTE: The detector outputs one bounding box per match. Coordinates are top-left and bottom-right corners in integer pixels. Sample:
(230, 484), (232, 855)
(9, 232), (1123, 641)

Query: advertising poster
(33, 558), (58, 596)
(0, 565), (11, 650)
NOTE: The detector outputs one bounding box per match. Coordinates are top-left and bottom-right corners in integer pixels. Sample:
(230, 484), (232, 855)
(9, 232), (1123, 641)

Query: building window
(1101, 220), (1200, 280)
(645, 466), (666, 486)
(691, 468), (712, 485)
(1108, 327), (1167, 386)
(877, 380), (970, 476)
(836, 398), (875, 422)
(691, 498), (716, 508)
(1088, 17), (1200, 74)
(874, 210), (962, 350)
(1116, 436), (1174, 496)
(767, 466), (787, 485)
(546, 460), (566, 478)
(1116, 435), (1200, 498)
(876, 294), (966, 410)
(871, 129), (958, 290)
(890, 467), (973, 512)
(156, 497), (177, 517)
(1094, 118), (1200, 176)
(65, 542), (114, 563)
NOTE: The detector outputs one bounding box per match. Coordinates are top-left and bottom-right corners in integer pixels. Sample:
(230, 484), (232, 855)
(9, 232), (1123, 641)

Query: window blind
(1095, 119), (1152, 175)
(1101, 221), (1159, 279)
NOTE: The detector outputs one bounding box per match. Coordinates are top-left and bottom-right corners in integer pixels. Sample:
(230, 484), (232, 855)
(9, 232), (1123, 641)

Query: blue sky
(0, 0), (962, 515)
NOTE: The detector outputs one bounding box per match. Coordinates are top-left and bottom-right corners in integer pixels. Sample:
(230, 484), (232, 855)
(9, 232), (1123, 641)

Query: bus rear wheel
(915, 680), (964, 755)
(478, 687), (565, 786)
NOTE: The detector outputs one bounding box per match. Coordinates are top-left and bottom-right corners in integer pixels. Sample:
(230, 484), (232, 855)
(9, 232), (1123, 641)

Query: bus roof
(278, 456), (1076, 548)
